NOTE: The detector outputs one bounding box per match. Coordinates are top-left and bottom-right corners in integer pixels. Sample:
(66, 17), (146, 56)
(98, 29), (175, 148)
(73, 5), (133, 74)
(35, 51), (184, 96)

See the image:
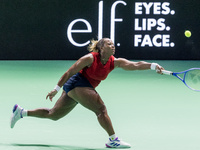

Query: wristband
(54, 85), (61, 92)
(151, 63), (158, 70)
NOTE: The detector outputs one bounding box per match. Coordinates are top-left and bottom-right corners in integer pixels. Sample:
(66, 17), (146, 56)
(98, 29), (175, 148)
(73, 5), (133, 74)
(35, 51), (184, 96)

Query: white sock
(21, 109), (28, 117)
(109, 134), (117, 140)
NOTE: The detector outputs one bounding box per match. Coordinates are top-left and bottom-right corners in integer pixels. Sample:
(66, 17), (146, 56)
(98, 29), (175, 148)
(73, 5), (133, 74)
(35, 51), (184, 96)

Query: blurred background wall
(0, 0), (200, 60)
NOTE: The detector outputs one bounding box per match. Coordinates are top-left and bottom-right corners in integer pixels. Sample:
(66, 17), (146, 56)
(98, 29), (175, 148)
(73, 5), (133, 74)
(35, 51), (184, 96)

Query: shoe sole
(106, 144), (112, 148)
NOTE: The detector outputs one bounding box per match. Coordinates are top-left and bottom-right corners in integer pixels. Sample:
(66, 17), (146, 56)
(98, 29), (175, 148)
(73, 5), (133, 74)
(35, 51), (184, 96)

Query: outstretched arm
(56, 54), (93, 87)
(46, 53), (93, 101)
(114, 58), (164, 72)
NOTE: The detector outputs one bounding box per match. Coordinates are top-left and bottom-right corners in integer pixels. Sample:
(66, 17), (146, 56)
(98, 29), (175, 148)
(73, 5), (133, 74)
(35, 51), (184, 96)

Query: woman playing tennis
(10, 38), (163, 148)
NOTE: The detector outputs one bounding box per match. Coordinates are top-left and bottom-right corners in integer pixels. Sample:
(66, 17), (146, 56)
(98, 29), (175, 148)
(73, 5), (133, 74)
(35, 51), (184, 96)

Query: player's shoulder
(79, 53), (94, 67)
(114, 57), (129, 68)
(114, 57), (122, 68)
(81, 53), (93, 61)
(114, 57), (127, 63)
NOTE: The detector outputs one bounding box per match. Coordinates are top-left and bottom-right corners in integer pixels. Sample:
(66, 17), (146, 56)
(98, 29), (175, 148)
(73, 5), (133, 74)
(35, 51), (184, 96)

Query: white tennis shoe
(105, 137), (131, 148)
(10, 104), (23, 128)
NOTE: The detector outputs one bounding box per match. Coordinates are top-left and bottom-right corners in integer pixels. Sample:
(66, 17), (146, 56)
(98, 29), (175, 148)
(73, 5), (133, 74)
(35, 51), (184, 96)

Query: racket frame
(162, 68), (200, 92)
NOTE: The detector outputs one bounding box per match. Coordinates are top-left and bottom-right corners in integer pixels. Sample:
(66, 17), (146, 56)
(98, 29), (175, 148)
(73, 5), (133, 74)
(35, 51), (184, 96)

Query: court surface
(0, 60), (200, 150)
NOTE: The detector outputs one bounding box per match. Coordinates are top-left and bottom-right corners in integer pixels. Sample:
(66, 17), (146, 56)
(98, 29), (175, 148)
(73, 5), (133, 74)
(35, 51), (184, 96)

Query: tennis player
(10, 38), (164, 148)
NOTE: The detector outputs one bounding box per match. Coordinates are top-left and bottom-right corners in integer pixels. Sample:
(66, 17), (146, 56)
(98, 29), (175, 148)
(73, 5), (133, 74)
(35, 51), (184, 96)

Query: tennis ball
(184, 30), (191, 38)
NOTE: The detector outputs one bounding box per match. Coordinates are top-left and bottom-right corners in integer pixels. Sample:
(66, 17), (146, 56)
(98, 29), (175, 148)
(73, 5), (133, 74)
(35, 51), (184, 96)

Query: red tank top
(79, 52), (115, 88)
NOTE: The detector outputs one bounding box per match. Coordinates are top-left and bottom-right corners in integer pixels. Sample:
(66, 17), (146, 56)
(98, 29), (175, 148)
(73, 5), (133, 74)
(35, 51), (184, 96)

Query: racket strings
(185, 70), (200, 91)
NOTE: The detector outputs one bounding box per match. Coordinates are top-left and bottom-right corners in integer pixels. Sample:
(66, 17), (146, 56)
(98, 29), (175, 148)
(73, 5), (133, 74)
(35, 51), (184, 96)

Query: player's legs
(28, 91), (77, 120)
(10, 91), (77, 128)
(68, 87), (115, 136)
(68, 87), (131, 148)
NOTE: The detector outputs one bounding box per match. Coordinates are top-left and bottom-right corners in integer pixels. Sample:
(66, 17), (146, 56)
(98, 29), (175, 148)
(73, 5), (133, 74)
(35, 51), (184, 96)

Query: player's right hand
(46, 89), (57, 101)
(156, 65), (164, 74)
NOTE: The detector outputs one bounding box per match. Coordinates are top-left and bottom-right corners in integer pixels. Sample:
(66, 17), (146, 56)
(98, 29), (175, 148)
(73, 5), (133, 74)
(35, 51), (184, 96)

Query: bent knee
(49, 116), (61, 121)
(47, 109), (61, 121)
(95, 104), (108, 117)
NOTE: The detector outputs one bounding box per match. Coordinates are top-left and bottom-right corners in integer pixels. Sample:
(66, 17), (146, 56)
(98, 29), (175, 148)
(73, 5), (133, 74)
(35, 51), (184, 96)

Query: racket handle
(162, 70), (172, 75)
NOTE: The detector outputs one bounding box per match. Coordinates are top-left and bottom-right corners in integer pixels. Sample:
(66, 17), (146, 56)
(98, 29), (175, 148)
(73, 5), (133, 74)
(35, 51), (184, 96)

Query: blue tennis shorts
(63, 73), (93, 94)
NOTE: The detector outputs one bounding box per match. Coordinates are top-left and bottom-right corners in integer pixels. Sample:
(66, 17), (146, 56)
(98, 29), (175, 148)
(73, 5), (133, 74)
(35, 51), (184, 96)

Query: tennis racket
(162, 68), (200, 92)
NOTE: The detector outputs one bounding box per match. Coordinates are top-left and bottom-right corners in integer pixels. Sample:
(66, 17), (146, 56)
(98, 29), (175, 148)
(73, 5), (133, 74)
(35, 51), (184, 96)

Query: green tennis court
(1, 60), (200, 150)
